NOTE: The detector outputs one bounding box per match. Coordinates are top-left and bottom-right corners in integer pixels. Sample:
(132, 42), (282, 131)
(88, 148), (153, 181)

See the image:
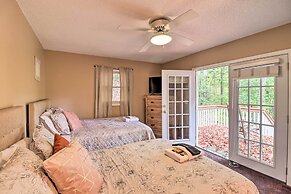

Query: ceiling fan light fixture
(150, 33), (172, 46)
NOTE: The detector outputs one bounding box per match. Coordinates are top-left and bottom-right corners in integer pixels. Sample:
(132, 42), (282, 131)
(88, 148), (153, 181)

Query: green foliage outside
(198, 66), (229, 106)
(197, 66), (275, 119)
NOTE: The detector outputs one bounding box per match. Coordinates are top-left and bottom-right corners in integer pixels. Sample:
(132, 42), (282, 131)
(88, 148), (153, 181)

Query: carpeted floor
(204, 151), (291, 194)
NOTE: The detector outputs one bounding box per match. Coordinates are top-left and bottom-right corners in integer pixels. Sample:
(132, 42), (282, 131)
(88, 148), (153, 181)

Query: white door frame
(192, 48), (291, 184)
(162, 70), (195, 144)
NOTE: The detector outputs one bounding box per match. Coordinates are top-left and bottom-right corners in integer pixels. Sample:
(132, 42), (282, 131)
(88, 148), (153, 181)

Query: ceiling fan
(117, 9), (198, 52)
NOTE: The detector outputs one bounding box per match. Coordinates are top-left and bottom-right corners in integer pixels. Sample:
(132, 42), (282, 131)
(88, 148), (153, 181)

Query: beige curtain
(119, 67), (133, 116)
(95, 65), (113, 118)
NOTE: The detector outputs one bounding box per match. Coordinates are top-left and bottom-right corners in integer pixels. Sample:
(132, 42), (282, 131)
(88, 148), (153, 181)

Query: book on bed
(165, 143), (202, 163)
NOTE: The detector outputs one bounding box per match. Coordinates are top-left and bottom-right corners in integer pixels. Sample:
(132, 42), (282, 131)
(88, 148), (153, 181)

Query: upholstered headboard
(28, 99), (50, 137)
(0, 106), (25, 151)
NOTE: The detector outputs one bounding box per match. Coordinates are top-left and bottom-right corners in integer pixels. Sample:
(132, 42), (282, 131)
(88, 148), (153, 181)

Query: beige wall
(163, 23), (291, 69)
(0, 0), (46, 109)
(45, 50), (161, 121)
(2, 0), (291, 125)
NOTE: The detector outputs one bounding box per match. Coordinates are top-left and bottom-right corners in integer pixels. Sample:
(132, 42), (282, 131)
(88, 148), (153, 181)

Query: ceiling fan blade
(168, 9), (198, 29)
(171, 32), (194, 46)
(117, 25), (154, 32)
(139, 41), (152, 52)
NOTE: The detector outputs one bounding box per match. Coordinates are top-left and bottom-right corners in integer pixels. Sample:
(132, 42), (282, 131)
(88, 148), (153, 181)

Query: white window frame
(112, 69), (120, 106)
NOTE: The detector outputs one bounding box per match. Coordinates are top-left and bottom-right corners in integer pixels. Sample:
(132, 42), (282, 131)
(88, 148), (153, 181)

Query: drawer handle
(151, 124), (155, 127)
(150, 101), (154, 103)
(151, 109), (154, 111)
(151, 117), (154, 119)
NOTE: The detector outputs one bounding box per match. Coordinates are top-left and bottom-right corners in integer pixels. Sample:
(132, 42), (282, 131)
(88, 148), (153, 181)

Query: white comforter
(90, 139), (259, 194)
(71, 117), (155, 151)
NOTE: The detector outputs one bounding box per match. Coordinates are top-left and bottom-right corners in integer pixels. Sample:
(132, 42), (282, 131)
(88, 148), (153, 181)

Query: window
(112, 69), (120, 105)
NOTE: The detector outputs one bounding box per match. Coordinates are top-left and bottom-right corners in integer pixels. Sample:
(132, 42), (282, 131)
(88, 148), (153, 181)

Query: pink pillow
(43, 140), (103, 194)
(63, 111), (83, 131)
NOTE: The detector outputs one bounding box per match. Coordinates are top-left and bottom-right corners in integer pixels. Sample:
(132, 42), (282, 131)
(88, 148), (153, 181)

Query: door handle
(162, 104), (166, 114)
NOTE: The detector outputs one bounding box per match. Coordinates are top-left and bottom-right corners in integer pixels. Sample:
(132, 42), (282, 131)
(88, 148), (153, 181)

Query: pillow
(12, 137), (31, 149)
(43, 140), (103, 194)
(40, 111), (60, 135)
(50, 112), (71, 135)
(0, 138), (31, 168)
(53, 134), (69, 154)
(0, 144), (17, 168)
(0, 146), (57, 194)
(63, 111), (83, 131)
(48, 107), (64, 113)
(31, 125), (54, 160)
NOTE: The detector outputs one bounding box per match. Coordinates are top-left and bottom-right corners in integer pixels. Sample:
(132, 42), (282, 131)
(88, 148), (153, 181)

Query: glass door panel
(162, 70), (194, 143)
(236, 78), (276, 166)
(167, 75), (190, 140)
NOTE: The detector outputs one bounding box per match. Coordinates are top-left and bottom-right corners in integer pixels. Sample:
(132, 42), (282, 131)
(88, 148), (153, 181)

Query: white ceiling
(16, 0), (291, 64)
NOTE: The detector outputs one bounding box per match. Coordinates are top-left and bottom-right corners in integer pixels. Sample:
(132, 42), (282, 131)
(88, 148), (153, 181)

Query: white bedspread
(90, 139), (259, 194)
(71, 117), (155, 151)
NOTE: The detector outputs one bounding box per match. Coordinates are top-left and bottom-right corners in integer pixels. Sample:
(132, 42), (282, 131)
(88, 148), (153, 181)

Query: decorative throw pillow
(31, 125), (54, 160)
(50, 112), (71, 135)
(63, 111), (83, 131)
(40, 111), (60, 135)
(43, 140), (103, 194)
(0, 146), (58, 194)
(53, 134), (69, 154)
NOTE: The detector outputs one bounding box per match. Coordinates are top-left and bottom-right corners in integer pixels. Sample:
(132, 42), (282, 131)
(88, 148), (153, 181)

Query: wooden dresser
(145, 95), (162, 138)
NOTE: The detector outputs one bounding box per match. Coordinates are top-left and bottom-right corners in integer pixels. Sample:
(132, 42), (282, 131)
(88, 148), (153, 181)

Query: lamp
(150, 33), (172, 46)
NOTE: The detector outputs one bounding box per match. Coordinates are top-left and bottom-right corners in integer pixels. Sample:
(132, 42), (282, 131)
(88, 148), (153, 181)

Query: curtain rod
(93, 65), (133, 70)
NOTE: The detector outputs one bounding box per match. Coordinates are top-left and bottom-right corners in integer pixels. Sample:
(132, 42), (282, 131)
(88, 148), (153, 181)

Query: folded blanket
(122, 116), (139, 122)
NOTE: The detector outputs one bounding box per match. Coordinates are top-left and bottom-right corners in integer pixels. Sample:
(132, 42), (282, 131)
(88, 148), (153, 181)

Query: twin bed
(28, 99), (155, 151)
(0, 104), (259, 193)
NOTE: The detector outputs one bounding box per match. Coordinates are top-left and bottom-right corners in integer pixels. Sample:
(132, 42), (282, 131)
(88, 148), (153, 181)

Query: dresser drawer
(146, 98), (162, 106)
(147, 121), (162, 128)
(146, 114), (161, 120)
(146, 95), (162, 100)
(153, 129), (162, 138)
(146, 107), (161, 114)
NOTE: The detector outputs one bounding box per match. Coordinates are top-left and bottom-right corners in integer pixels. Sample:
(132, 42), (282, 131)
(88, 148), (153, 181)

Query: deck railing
(198, 105), (274, 127)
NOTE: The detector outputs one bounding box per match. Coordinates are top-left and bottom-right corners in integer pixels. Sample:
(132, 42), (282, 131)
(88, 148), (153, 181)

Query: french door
(162, 70), (195, 143)
(229, 55), (288, 182)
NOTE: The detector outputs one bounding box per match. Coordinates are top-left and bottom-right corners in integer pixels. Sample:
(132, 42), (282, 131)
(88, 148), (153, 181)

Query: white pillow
(0, 145), (17, 168)
(0, 146), (57, 194)
(40, 111), (60, 135)
(0, 138), (31, 168)
(50, 112), (71, 135)
(31, 125), (54, 160)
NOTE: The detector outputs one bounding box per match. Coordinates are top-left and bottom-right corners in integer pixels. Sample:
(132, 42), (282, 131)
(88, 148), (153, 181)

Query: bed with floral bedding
(28, 99), (155, 152)
(72, 117), (155, 151)
(90, 139), (259, 194)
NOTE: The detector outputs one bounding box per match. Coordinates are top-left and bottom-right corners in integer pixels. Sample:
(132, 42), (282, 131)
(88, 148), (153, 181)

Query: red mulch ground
(198, 125), (274, 165)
